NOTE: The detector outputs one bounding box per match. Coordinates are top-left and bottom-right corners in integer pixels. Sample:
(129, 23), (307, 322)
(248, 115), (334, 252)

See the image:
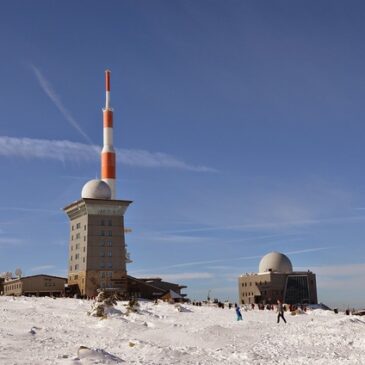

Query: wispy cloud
(0, 207), (57, 213)
(0, 238), (24, 246)
(0, 136), (216, 172)
(140, 232), (211, 244)
(30, 65), (95, 146)
(302, 262), (365, 277)
(120, 149), (217, 172)
(130, 272), (214, 281)
(30, 265), (56, 272)
(132, 246), (329, 273)
(164, 215), (365, 234)
(27, 65), (216, 172)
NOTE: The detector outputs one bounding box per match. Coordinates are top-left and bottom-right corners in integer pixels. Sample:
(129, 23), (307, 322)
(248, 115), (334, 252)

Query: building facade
(64, 197), (132, 298)
(127, 276), (187, 301)
(238, 252), (318, 305)
(3, 275), (66, 297)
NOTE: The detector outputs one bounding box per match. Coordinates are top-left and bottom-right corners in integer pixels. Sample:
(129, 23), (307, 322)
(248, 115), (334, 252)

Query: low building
(238, 252), (317, 305)
(3, 275), (67, 297)
(127, 276), (187, 301)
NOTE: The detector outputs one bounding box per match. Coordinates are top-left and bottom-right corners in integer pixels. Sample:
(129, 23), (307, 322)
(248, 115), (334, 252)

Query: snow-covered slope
(0, 297), (363, 364)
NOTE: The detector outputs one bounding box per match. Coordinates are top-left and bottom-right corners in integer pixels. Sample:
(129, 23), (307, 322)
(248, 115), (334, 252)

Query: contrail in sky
(0, 136), (217, 172)
(131, 246), (330, 273)
(30, 64), (95, 147)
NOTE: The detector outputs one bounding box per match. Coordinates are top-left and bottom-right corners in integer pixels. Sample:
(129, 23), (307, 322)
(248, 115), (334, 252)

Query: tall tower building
(64, 71), (132, 298)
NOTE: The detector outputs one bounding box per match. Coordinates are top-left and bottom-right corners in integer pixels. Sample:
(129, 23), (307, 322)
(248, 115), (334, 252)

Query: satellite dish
(15, 268), (22, 278)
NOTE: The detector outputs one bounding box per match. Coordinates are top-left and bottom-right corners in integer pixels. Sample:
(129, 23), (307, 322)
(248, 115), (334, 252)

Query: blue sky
(1, 1), (365, 308)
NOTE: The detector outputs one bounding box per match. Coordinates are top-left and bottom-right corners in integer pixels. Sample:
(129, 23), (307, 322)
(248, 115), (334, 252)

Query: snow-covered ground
(0, 297), (364, 364)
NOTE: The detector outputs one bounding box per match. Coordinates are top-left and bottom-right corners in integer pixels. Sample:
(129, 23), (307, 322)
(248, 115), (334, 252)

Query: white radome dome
(259, 252), (293, 273)
(81, 179), (111, 200)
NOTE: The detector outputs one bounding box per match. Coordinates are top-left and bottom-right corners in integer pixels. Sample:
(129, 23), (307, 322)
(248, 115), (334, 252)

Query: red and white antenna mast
(101, 70), (116, 199)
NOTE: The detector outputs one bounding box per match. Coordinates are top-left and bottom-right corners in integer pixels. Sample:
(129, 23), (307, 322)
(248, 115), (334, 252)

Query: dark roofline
(127, 275), (169, 294)
(5, 274), (67, 282)
(63, 198), (133, 211)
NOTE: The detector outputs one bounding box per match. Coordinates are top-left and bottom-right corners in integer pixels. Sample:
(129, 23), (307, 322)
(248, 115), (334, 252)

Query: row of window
(99, 271), (113, 278)
(69, 262), (113, 271)
(71, 231), (115, 241)
(5, 283), (21, 291)
(242, 280), (268, 287)
(71, 234), (85, 241)
(70, 255), (86, 263)
(100, 231), (113, 237)
(72, 223), (87, 231)
(100, 241), (112, 247)
(44, 282), (56, 287)
(101, 220), (112, 226)
(72, 220), (114, 231)
(100, 250), (113, 257)
(71, 245), (86, 252)
(100, 262), (113, 269)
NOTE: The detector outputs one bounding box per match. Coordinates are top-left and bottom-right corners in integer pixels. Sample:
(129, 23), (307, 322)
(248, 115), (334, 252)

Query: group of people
(235, 300), (287, 323)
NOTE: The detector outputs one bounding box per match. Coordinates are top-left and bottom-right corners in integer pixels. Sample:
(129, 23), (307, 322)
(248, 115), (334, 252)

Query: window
(72, 225), (74, 231)
(71, 245), (73, 251)
(84, 225), (86, 231)
(83, 236), (86, 242)
(70, 256), (73, 261)
(108, 262), (112, 269)
(71, 235), (73, 241)
(108, 231), (112, 237)
(101, 220), (105, 226)
(100, 251), (105, 257)
(108, 251), (112, 257)
(83, 247), (86, 252)
(75, 243), (80, 249)
(75, 264), (79, 270)
(74, 275), (78, 280)
(108, 220), (112, 226)
(76, 233), (80, 239)
(100, 241), (105, 247)
(83, 257), (85, 263)
(108, 241), (112, 247)
(101, 231), (105, 236)
(99, 263), (105, 269)
(76, 223), (81, 229)
(75, 254), (80, 259)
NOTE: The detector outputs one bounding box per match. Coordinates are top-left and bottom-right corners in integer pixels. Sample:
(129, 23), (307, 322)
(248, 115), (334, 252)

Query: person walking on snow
(235, 304), (243, 321)
(277, 300), (287, 324)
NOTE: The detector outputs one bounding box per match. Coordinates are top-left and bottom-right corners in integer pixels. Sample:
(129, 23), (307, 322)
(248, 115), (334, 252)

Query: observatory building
(64, 71), (132, 298)
(238, 252), (318, 305)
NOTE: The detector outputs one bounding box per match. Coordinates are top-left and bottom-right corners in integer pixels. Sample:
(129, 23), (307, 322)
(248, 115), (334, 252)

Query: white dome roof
(81, 179), (111, 200)
(259, 252), (293, 273)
